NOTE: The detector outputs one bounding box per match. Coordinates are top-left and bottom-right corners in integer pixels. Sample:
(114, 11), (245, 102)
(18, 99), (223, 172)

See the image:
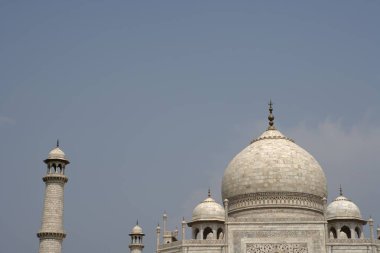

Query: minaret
(129, 221), (145, 253)
(156, 223), (160, 253)
(369, 217), (374, 242)
(181, 217), (186, 240)
(162, 212), (171, 244)
(37, 141), (70, 253)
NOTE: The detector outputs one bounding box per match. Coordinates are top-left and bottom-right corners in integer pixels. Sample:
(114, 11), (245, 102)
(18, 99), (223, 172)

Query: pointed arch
(203, 227), (213, 239)
(217, 228), (224, 239)
(340, 226), (351, 239)
(329, 227), (337, 239)
(194, 228), (200, 239)
(355, 226), (361, 239)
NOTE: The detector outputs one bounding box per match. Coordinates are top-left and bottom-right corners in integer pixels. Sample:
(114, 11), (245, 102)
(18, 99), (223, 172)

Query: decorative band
(37, 231), (66, 239)
(251, 135), (294, 144)
(228, 192), (324, 214)
(42, 175), (68, 183)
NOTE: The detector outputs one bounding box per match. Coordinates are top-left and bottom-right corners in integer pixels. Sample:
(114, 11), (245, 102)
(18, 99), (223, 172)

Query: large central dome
(221, 104), (327, 216)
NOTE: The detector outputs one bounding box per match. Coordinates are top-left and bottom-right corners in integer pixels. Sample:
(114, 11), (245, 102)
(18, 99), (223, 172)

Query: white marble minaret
(129, 221), (145, 253)
(37, 141), (69, 253)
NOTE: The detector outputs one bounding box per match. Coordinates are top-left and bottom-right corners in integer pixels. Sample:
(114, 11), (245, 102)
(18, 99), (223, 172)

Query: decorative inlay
(158, 239), (225, 250)
(247, 243), (307, 253)
(327, 239), (372, 244)
(234, 230), (321, 253)
(229, 216), (325, 222)
(251, 135), (295, 143)
(228, 192), (324, 214)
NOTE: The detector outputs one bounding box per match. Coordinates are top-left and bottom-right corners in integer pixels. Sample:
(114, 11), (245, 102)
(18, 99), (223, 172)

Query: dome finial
(208, 188), (211, 197)
(339, 184), (343, 196)
(267, 100), (276, 130)
(56, 139), (60, 147)
(136, 219), (139, 225)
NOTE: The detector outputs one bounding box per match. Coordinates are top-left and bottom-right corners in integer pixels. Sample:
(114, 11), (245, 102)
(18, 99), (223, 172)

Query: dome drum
(227, 191), (325, 216)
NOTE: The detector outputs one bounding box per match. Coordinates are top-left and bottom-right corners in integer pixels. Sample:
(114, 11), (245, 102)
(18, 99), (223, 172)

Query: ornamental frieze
(247, 243), (307, 253)
(228, 192), (324, 214)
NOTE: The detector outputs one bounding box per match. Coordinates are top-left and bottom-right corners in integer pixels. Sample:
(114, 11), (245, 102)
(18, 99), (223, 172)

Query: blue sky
(1, 1), (380, 253)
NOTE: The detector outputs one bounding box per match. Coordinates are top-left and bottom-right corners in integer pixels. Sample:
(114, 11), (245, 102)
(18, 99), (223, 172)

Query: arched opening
(194, 228), (200, 239)
(57, 164), (62, 174)
(203, 227), (213, 239)
(329, 227), (337, 239)
(355, 227), (361, 239)
(340, 226), (351, 239)
(217, 228), (224, 239)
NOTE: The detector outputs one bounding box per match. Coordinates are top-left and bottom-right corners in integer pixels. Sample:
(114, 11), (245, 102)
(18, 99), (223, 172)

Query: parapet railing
(158, 239), (225, 249)
(327, 239), (372, 244)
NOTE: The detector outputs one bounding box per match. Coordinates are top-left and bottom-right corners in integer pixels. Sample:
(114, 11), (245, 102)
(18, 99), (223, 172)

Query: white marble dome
(326, 195), (362, 220)
(191, 195), (225, 222)
(131, 224), (143, 234)
(221, 129), (327, 201)
(47, 147), (67, 160)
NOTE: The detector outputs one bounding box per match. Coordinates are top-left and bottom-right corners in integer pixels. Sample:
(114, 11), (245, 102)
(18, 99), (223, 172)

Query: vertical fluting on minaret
(37, 142), (70, 253)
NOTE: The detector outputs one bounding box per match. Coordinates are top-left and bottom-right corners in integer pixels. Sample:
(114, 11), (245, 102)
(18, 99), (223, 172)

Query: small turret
(187, 189), (225, 240)
(369, 217), (374, 242)
(181, 217), (186, 240)
(162, 212), (178, 244)
(326, 187), (366, 239)
(156, 224), (160, 253)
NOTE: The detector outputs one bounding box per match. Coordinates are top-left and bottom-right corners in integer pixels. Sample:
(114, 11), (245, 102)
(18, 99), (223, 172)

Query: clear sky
(1, 1), (380, 253)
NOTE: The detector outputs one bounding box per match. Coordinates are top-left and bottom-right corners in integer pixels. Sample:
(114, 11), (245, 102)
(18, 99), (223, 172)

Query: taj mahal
(36, 103), (380, 253)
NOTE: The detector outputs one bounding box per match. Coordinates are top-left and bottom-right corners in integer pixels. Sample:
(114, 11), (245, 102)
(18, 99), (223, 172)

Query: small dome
(131, 224), (143, 234)
(326, 195), (362, 220)
(191, 196), (225, 223)
(47, 147), (66, 160)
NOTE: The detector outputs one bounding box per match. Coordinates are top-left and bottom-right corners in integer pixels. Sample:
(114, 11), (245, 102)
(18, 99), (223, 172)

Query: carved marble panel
(232, 229), (324, 253)
(246, 243), (307, 253)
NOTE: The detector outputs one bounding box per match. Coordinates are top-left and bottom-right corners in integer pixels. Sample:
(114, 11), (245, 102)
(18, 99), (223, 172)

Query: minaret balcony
(42, 174), (68, 183)
(37, 231), (66, 240)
